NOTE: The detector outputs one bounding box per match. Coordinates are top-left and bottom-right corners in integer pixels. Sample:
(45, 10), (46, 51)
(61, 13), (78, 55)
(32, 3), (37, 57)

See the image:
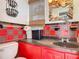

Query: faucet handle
(67, 38), (70, 42)
(61, 38), (69, 43)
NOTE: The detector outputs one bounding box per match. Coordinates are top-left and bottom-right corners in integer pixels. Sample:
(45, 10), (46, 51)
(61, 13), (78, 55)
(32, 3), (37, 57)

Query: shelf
(68, 20), (79, 22)
(30, 20), (45, 26)
(0, 20), (26, 26)
(45, 20), (65, 24)
(45, 19), (79, 24)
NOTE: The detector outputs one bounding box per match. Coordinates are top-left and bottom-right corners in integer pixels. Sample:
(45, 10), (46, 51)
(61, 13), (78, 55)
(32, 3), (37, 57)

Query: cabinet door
(32, 45), (42, 59)
(65, 53), (79, 59)
(42, 47), (54, 59)
(42, 47), (64, 59)
(26, 43), (42, 59)
(18, 42), (42, 59)
(53, 50), (64, 59)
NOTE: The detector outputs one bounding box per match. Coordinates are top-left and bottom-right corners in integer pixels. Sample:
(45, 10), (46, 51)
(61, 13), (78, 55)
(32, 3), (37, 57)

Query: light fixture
(48, 0), (52, 3)
(58, 0), (66, 7)
(54, 0), (58, 1)
(49, 0), (72, 8)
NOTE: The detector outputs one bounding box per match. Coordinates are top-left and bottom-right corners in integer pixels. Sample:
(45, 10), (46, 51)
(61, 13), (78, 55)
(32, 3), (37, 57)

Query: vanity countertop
(19, 39), (79, 54)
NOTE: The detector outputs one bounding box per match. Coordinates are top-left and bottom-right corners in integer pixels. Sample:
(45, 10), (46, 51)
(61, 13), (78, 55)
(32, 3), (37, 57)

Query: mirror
(29, 0), (45, 21)
(48, 0), (73, 21)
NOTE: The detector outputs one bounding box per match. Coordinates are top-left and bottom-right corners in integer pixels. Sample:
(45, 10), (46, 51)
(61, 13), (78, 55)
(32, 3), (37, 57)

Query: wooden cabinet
(52, 50), (64, 59)
(25, 43), (42, 59)
(18, 42), (42, 59)
(65, 53), (79, 59)
(42, 47), (64, 59)
(18, 42), (79, 59)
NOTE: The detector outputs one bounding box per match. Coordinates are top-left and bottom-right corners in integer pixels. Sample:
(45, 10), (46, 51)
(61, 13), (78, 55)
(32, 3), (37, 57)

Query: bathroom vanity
(18, 39), (79, 59)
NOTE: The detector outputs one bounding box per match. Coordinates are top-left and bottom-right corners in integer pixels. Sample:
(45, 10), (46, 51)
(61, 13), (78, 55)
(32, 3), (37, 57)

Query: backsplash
(43, 22), (79, 39)
(0, 23), (26, 43)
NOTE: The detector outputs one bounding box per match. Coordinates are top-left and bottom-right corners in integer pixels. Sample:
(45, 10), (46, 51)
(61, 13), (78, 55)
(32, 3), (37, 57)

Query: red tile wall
(43, 22), (79, 39)
(0, 27), (26, 43)
(43, 25), (56, 37)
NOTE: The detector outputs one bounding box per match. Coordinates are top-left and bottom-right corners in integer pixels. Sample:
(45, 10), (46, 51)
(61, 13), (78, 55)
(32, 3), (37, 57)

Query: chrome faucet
(61, 37), (70, 43)
(61, 20), (70, 43)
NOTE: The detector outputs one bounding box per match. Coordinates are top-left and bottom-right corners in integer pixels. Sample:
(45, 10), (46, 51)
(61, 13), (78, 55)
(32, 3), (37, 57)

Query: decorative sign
(0, 0), (29, 25)
(6, 0), (18, 17)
